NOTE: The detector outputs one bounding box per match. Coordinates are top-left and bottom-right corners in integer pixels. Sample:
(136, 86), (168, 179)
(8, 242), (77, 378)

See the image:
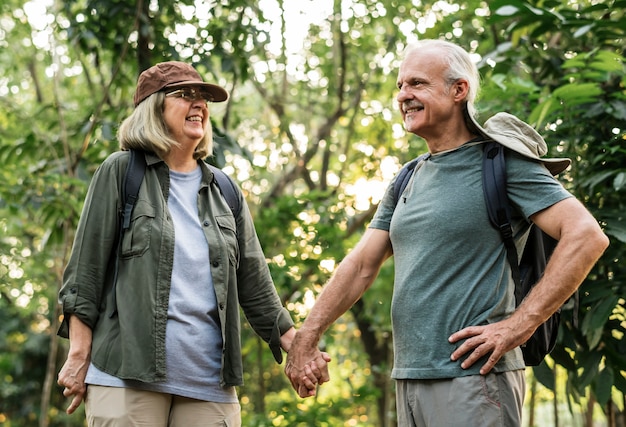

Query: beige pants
(85, 385), (241, 427)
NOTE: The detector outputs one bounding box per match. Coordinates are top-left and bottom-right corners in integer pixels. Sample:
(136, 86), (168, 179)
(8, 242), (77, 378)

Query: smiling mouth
(186, 116), (202, 122)
(403, 103), (424, 114)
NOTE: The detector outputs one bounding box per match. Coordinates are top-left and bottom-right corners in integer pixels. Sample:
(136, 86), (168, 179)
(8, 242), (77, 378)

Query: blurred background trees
(0, 0), (624, 426)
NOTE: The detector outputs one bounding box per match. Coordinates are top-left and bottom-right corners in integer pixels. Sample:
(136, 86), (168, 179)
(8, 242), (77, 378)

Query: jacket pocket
(215, 214), (239, 267)
(121, 200), (156, 258)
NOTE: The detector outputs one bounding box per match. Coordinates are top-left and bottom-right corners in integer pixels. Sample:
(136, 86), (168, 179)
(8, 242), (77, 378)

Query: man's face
(396, 48), (458, 140)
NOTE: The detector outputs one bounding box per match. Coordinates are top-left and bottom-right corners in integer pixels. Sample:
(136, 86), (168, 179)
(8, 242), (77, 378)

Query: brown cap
(133, 61), (229, 106)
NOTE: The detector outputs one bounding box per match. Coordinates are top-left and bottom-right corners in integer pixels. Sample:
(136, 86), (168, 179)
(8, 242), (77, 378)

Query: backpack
(393, 140), (574, 366)
(108, 148), (241, 317)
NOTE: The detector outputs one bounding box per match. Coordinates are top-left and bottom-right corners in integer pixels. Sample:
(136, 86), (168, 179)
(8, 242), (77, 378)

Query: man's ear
(453, 79), (470, 102)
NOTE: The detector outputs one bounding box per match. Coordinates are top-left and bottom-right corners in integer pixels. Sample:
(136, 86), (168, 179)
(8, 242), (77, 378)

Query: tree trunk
(350, 299), (392, 426)
(553, 364), (559, 427)
(585, 393), (595, 427)
(528, 374), (537, 427)
(41, 218), (76, 426)
(40, 303), (61, 427)
(384, 347), (397, 427)
(608, 399), (616, 427)
(256, 336), (266, 416)
(136, 0), (152, 72)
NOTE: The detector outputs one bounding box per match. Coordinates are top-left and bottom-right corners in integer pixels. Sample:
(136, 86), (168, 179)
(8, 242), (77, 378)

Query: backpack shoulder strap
(393, 153), (431, 206)
(111, 149), (146, 318)
(482, 141), (521, 287)
(208, 164), (241, 216)
(122, 149), (147, 230)
(122, 154), (241, 219)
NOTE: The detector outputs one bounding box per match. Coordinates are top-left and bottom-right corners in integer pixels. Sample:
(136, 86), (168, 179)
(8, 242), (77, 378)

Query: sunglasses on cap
(165, 87), (214, 103)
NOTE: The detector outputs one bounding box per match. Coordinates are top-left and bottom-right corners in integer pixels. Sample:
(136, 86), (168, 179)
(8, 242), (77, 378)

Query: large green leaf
(582, 296), (620, 333)
(532, 360), (555, 390)
(604, 222), (626, 244)
(552, 83), (603, 103)
(593, 366), (614, 406)
(578, 351), (603, 389)
(591, 50), (626, 72)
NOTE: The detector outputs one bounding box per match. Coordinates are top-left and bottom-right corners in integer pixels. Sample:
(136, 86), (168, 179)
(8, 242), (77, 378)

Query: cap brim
(165, 81), (229, 103)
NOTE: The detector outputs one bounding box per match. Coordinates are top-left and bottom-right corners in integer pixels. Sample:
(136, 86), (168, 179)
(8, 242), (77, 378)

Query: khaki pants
(85, 385), (241, 427)
(396, 370), (525, 427)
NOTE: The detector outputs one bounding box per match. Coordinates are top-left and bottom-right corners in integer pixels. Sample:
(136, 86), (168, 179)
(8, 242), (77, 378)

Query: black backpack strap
(110, 149), (146, 317)
(393, 153), (431, 206)
(122, 149), (147, 229)
(208, 164), (241, 216)
(482, 141), (522, 288)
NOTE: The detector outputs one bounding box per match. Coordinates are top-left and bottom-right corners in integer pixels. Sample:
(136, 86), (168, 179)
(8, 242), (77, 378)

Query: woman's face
(162, 87), (211, 147)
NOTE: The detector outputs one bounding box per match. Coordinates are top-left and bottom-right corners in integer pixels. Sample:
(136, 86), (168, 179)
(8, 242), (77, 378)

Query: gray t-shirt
(86, 167), (236, 403)
(369, 142), (572, 380)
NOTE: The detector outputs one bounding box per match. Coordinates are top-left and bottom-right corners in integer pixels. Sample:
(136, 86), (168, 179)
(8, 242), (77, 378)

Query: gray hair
(404, 39), (480, 118)
(117, 91), (213, 160)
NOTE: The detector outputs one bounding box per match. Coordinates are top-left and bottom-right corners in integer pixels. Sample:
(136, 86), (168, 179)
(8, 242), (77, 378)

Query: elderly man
(285, 39), (608, 426)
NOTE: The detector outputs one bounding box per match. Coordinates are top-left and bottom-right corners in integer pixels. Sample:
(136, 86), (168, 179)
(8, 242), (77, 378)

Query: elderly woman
(57, 61), (296, 426)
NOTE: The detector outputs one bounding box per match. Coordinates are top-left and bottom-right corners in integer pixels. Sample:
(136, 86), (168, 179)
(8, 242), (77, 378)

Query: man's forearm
(298, 254), (378, 344)
(286, 228), (392, 397)
(517, 211), (609, 329)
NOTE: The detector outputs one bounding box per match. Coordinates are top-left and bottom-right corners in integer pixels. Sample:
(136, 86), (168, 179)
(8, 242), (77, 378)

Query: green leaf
(552, 83), (603, 103)
(609, 101), (626, 120)
(494, 5), (520, 16)
(594, 366), (614, 405)
(590, 50), (625, 73)
(613, 172), (626, 191)
(581, 296), (619, 349)
(562, 56), (587, 69)
(586, 326), (604, 350)
(614, 371), (626, 392)
(604, 222), (626, 244)
(524, 4), (546, 16)
(581, 169), (618, 192)
(579, 352), (603, 388)
(573, 24), (594, 38)
(532, 360), (555, 390)
(529, 97), (560, 127)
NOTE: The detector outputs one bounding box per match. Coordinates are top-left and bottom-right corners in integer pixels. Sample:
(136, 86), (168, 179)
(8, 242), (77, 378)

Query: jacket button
(219, 303), (225, 310)
(203, 220), (210, 226)
(212, 261), (219, 267)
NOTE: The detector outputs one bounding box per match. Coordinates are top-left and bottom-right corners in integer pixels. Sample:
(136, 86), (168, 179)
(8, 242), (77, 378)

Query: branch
(349, 298), (388, 368)
(72, 0), (144, 173)
(345, 202), (378, 237)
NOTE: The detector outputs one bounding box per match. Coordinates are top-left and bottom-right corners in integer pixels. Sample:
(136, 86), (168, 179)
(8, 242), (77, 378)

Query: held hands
(285, 352), (332, 397)
(284, 331), (332, 398)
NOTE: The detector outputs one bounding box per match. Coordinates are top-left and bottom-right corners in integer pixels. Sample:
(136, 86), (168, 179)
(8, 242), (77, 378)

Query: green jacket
(58, 151), (293, 387)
